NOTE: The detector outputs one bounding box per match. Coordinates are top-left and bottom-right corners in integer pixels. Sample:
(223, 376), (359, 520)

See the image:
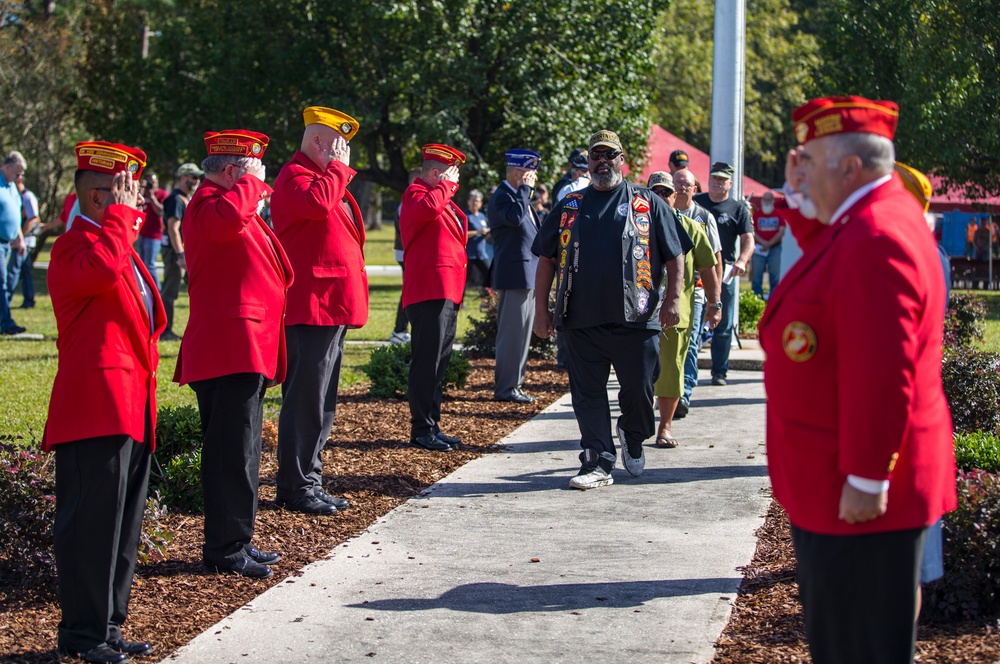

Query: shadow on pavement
(345, 577), (740, 614)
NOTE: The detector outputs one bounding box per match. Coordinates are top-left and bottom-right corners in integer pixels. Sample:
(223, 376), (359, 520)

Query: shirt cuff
(847, 474), (890, 495)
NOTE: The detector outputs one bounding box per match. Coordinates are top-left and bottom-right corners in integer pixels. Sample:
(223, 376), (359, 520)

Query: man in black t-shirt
(532, 129), (689, 490)
(693, 162), (754, 386)
(160, 162), (203, 340)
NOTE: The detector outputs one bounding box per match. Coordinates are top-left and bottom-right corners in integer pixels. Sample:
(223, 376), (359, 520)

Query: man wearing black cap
(668, 149), (689, 174)
(532, 130), (690, 490)
(552, 148), (589, 202)
(694, 162), (754, 386)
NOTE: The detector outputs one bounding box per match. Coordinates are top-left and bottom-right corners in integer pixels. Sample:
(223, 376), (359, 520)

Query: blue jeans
(6, 247), (25, 305)
(135, 236), (161, 290)
(751, 249), (781, 298)
(0, 242), (17, 331)
(710, 276), (738, 377)
(681, 296), (705, 405)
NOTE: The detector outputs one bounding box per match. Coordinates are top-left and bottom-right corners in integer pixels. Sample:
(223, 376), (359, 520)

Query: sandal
(654, 435), (678, 449)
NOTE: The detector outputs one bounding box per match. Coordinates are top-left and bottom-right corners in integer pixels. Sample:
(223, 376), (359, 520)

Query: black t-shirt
(163, 188), (188, 226)
(693, 192), (752, 263)
(532, 181), (690, 330)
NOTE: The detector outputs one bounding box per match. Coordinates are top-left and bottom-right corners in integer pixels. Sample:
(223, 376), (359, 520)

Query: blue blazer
(487, 181), (539, 290)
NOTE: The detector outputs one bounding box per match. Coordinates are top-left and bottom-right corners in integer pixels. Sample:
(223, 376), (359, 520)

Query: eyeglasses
(589, 149), (621, 162)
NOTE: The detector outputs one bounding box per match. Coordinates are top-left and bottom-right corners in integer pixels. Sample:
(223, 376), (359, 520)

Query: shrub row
(362, 342), (470, 398)
(462, 288), (557, 359)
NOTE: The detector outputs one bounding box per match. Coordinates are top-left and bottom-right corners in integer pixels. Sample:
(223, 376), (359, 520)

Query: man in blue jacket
(488, 149), (541, 403)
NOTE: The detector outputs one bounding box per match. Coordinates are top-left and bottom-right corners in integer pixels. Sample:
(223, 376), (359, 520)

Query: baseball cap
(646, 171), (675, 192)
(710, 162), (735, 179)
(589, 130), (623, 152)
(669, 150), (689, 168)
(177, 162), (204, 178)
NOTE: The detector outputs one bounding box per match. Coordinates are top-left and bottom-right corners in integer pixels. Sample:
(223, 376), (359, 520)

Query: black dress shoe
(205, 553), (272, 579)
(58, 643), (128, 663)
(409, 434), (451, 451)
(1, 325), (26, 335)
(313, 489), (350, 510)
(434, 431), (462, 449)
(496, 390), (534, 404)
(275, 494), (338, 515)
(246, 545), (281, 565)
(674, 400), (689, 419)
(107, 638), (153, 656)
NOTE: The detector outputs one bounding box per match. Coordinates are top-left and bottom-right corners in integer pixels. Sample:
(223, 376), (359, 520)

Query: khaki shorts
(654, 326), (691, 398)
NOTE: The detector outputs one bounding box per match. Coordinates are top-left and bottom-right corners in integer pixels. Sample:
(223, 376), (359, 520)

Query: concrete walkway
(164, 368), (769, 664)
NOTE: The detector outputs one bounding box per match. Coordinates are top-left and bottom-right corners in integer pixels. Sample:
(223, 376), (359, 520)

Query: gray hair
(3, 151), (26, 170)
(201, 155), (261, 176)
(468, 189), (483, 200)
(825, 132), (895, 175)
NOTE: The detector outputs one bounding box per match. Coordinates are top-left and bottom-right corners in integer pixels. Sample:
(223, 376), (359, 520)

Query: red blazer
(174, 177), (294, 386)
(399, 177), (467, 307)
(270, 152), (368, 327)
(759, 176), (956, 535)
(44, 205), (166, 451)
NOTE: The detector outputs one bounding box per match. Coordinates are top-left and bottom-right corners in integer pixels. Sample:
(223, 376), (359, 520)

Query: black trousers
(159, 243), (183, 335)
(393, 261), (408, 335)
(54, 435), (151, 651)
(405, 298), (458, 437)
(191, 372), (267, 566)
(791, 524), (927, 664)
(561, 324), (660, 471)
(276, 324), (346, 501)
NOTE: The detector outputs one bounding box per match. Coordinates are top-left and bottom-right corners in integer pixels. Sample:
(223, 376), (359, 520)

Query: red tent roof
(928, 175), (1000, 214)
(625, 124), (773, 197)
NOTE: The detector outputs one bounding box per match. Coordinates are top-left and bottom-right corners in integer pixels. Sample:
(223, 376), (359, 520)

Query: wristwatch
(708, 301), (723, 310)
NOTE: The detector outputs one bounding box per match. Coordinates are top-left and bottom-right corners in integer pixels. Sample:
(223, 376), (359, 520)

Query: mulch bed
(712, 499), (1000, 663)
(0, 357), (569, 663)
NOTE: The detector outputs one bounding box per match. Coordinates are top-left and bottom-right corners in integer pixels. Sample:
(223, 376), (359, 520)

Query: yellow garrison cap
(894, 161), (932, 212)
(303, 106), (360, 141)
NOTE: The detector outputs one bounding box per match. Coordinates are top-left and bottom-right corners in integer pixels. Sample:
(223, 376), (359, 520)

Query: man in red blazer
(759, 96), (957, 664)
(46, 141), (165, 664)
(174, 129), (293, 580)
(399, 144), (468, 451)
(270, 106), (367, 516)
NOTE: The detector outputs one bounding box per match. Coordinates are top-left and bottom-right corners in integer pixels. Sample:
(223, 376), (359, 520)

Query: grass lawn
(0, 254), (488, 441)
(957, 289), (1000, 352)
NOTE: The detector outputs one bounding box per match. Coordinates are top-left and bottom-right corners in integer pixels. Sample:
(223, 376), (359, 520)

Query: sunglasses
(589, 149), (622, 162)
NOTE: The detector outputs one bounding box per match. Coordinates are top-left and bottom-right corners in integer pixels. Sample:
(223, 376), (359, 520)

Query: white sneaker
(618, 421), (645, 477)
(569, 466), (614, 490)
(389, 331), (411, 344)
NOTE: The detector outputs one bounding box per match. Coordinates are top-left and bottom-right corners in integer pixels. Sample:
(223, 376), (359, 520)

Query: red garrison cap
(422, 143), (466, 167)
(75, 141), (147, 180)
(792, 96), (899, 144)
(203, 129), (270, 159)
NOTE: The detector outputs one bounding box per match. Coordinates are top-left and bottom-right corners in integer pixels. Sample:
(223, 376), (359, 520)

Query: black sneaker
(160, 330), (181, 341)
(1, 325), (26, 335)
(674, 400), (689, 419)
(711, 374), (727, 386)
(313, 489), (350, 510)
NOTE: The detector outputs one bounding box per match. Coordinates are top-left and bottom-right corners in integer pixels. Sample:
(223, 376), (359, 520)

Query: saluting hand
(441, 166), (460, 184)
(109, 171), (139, 209)
(329, 136), (351, 166)
(522, 170), (537, 188)
(785, 146), (806, 193)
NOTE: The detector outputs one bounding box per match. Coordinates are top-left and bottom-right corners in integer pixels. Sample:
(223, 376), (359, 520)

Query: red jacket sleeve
(52, 204), (142, 297)
(199, 176), (272, 243)
(282, 161), (355, 222)
(401, 179), (460, 228)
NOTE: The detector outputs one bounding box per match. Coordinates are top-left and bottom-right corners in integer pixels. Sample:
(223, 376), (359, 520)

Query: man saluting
(46, 141), (165, 663)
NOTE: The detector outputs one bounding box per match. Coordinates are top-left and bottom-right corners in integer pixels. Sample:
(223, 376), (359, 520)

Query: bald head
(672, 168), (697, 208)
(302, 123), (343, 168)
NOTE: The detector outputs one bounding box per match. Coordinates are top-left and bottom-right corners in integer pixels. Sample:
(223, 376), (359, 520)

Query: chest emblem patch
(782, 321), (817, 362)
(632, 195), (650, 214)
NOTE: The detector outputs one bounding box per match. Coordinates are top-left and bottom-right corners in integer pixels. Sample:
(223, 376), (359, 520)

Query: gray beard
(591, 170), (622, 190)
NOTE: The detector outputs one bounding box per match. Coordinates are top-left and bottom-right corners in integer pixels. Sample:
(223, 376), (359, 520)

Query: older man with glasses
(532, 130), (690, 490)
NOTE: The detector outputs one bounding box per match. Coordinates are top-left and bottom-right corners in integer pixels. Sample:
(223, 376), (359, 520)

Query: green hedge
(362, 342), (471, 399)
(954, 431), (1000, 473)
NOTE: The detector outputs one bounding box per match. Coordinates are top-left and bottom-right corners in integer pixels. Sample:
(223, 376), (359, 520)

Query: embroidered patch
(632, 195), (650, 214)
(637, 289), (649, 314)
(566, 193), (584, 200)
(564, 199), (579, 210)
(634, 215), (650, 234)
(617, 203), (630, 217)
(559, 212), (568, 229)
(560, 249), (567, 268)
(560, 229), (571, 247)
(782, 321), (817, 362)
(632, 245), (645, 259)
